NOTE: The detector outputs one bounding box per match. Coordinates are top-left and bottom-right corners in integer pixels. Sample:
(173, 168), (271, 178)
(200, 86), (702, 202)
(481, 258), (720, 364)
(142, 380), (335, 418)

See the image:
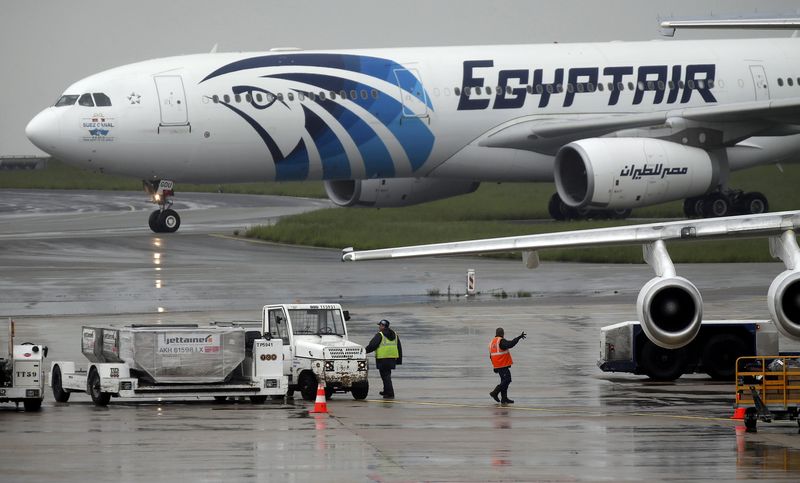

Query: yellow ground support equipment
(735, 355), (800, 432)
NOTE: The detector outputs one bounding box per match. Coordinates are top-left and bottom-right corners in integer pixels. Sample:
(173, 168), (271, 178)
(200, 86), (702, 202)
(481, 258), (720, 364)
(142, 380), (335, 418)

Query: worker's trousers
(379, 366), (394, 397)
(493, 367), (512, 399)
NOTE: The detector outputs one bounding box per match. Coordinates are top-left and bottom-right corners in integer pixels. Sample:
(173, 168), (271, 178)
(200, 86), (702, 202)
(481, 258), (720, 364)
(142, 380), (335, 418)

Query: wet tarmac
(2, 190), (800, 481)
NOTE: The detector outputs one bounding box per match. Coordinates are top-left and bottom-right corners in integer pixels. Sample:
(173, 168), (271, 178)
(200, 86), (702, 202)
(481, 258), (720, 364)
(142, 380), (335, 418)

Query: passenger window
(788, 78), (795, 87)
(78, 93), (94, 107)
(234, 94), (242, 103)
(546, 85), (554, 94)
(707, 79), (715, 89)
(536, 85), (544, 94)
(212, 95), (219, 103)
(245, 94), (252, 103)
(339, 90), (347, 99)
(319, 91), (326, 100)
(778, 78), (784, 87)
(55, 94), (79, 107)
(687, 80), (695, 89)
(556, 84), (563, 93)
(617, 82), (625, 91)
(276, 93), (283, 101)
(697, 80), (705, 89)
(350, 90), (357, 99)
(567, 83), (575, 93)
(371, 89), (378, 99)
(360, 90), (368, 99)
(597, 83), (604, 92)
(93, 93), (112, 106)
(454, 87), (461, 96)
(525, 85), (532, 94)
(506, 85), (512, 95)
(255, 93), (263, 102)
(287, 92), (295, 101)
(627, 82), (634, 91)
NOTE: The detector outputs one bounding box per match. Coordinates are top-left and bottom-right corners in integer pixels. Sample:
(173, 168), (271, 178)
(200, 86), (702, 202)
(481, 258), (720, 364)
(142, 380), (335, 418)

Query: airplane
(341, 210), (800, 353)
(24, 18), (800, 233)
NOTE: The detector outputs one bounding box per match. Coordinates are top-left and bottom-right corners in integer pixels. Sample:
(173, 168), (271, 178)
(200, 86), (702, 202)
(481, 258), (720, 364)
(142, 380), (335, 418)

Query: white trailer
(1, 319), (47, 411)
(50, 324), (287, 406)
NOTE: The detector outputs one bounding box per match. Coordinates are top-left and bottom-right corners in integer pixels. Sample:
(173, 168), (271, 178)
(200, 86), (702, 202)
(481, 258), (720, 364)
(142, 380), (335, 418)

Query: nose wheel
(144, 179), (181, 233)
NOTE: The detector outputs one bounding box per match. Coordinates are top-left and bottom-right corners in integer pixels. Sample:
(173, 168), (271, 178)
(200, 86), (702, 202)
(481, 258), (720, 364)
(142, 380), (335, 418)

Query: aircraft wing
(479, 97), (800, 155)
(342, 211), (800, 264)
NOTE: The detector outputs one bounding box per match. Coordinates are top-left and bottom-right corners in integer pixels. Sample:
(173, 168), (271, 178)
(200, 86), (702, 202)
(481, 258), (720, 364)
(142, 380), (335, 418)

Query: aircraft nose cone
(25, 109), (60, 153)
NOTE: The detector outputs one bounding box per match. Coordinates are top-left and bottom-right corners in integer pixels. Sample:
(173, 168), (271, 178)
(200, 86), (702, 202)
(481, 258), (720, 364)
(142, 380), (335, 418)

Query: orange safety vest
(489, 337), (513, 369)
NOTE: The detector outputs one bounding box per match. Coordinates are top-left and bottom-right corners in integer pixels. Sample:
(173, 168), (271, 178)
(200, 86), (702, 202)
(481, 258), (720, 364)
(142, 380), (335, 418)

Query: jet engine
(324, 178), (480, 208)
(636, 276), (703, 349)
(554, 138), (719, 210)
(768, 270), (800, 340)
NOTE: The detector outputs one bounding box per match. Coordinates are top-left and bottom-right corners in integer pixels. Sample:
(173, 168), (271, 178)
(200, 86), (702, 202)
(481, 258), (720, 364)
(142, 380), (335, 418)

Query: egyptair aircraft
(25, 18), (800, 233)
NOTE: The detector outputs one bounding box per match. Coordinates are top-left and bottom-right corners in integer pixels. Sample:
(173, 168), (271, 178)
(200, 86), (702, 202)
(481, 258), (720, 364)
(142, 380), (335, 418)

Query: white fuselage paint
(26, 38), (800, 184)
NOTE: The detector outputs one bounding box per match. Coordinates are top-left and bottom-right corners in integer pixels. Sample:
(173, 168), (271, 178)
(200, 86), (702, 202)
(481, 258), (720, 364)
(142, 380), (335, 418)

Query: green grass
(0, 158), (327, 197)
(247, 164), (800, 263)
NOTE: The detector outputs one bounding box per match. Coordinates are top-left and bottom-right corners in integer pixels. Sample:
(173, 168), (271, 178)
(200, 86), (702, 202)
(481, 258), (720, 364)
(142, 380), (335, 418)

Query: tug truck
(598, 320), (779, 381)
(1, 319), (47, 411)
(49, 324), (287, 406)
(262, 304), (369, 401)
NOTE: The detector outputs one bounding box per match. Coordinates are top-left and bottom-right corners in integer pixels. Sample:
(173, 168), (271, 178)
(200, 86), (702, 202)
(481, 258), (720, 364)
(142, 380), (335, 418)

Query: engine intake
(324, 178), (479, 208)
(636, 276), (703, 349)
(768, 270), (800, 340)
(554, 138), (718, 209)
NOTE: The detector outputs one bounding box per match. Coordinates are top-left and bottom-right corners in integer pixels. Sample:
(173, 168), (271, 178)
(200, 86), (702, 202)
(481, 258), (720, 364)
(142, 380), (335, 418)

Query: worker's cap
(378, 319), (390, 328)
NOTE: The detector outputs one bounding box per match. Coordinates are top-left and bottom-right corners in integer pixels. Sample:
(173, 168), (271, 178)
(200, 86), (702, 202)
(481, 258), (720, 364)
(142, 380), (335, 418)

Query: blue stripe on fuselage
(299, 104), (351, 179)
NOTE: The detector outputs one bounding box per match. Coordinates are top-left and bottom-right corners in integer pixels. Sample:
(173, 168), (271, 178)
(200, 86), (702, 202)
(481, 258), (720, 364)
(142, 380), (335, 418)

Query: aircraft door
(393, 67), (429, 119)
(266, 307), (292, 376)
(154, 75), (190, 129)
(749, 66), (770, 101)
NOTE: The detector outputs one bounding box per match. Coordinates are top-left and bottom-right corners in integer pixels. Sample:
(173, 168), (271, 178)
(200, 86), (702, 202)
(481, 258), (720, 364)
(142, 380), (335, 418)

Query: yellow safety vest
(375, 332), (399, 359)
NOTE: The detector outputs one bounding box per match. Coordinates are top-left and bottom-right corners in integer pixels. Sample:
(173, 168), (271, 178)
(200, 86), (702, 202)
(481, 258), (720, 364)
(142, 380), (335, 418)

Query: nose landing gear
(144, 180), (181, 233)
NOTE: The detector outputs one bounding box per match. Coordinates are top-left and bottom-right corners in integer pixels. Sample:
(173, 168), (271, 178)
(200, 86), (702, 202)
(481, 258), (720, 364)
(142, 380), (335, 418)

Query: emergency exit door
(154, 75), (190, 129)
(749, 66), (771, 101)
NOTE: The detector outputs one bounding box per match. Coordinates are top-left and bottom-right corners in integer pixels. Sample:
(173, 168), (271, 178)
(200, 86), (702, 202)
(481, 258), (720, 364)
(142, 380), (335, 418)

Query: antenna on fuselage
(209, 43), (219, 54)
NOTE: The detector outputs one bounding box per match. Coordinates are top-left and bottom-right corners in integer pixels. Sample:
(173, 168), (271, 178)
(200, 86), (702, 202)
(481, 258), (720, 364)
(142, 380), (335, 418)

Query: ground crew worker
(489, 327), (526, 404)
(365, 319), (402, 399)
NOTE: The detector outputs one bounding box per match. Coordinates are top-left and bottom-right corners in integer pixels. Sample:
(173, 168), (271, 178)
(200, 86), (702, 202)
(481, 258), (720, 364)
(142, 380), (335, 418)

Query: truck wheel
(325, 386), (334, 400)
(52, 365), (71, 402)
(702, 334), (747, 380)
(744, 407), (758, 432)
(299, 373), (318, 401)
(250, 396), (267, 404)
(640, 340), (686, 381)
(88, 368), (111, 407)
(350, 382), (369, 400)
(23, 399), (42, 412)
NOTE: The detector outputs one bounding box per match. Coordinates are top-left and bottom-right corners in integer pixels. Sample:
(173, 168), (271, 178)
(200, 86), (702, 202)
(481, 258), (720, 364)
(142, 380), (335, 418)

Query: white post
(466, 269), (476, 296)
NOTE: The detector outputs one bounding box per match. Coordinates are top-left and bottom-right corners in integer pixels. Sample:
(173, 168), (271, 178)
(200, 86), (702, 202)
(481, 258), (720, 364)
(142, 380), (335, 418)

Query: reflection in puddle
(735, 425), (800, 475)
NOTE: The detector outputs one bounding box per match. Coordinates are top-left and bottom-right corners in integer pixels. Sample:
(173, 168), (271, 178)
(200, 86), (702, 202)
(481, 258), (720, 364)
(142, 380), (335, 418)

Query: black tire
(742, 192), (768, 215)
(702, 334), (748, 380)
(350, 382), (369, 400)
(52, 365), (71, 403)
(547, 193), (567, 221)
(148, 210), (162, 233)
(250, 395), (267, 404)
(744, 407), (758, 431)
(640, 340), (687, 381)
(23, 399), (42, 412)
(213, 396), (229, 403)
(325, 386), (334, 400)
(683, 197), (703, 218)
(298, 372), (318, 401)
(88, 368), (111, 407)
(702, 193), (730, 218)
(158, 209), (181, 233)
(609, 208), (632, 220)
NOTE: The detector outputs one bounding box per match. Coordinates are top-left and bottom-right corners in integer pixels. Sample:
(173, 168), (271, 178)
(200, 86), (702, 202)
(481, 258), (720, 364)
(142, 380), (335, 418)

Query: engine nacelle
(554, 138), (719, 209)
(324, 178), (480, 208)
(768, 270), (800, 340)
(636, 276), (703, 349)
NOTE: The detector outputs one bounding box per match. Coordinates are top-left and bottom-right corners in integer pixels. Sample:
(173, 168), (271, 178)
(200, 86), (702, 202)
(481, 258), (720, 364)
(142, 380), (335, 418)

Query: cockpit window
(78, 93), (95, 107)
(55, 95), (79, 107)
(93, 93), (112, 106)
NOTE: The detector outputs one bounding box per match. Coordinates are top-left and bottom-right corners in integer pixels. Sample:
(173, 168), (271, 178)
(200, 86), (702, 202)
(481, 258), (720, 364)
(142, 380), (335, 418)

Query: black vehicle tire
(23, 399), (42, 412)
(298, 372), (318, 401)
(744, 407), (758, 431)
(640, 340), (687, 381)
(609, 208), (632, 220)
(702, 193), (730, 218)
(350, 382), (369, 400)
(250, 395), (267, 404)
(88, 368), (111, 407)
(325, 386), (334, 400)
(158, 209), (181, 233)
(52, 365), (71, 403)
(213, 396), (229, 403)
(702, 334), (748, 380)
(742, 192), (768, 215)
(547, 193), (568, 221)
(683, 197), (703, 218)
(148, 210), (162, 233)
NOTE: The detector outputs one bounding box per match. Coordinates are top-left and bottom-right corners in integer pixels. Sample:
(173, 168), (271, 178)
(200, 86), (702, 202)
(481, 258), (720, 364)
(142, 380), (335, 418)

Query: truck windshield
(289, 309), (345, 336)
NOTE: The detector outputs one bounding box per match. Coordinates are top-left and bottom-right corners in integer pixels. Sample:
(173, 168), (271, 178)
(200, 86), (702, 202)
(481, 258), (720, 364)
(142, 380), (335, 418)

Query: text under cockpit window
(55, 95), (79, 107)
(93, 93), (112, 106)
(78, 93), (94, 107)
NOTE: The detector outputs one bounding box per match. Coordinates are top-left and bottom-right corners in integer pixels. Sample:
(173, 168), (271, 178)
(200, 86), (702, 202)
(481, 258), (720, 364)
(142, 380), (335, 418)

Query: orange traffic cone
(731, 407), (746, 419)
(309, 382), (328, 414)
